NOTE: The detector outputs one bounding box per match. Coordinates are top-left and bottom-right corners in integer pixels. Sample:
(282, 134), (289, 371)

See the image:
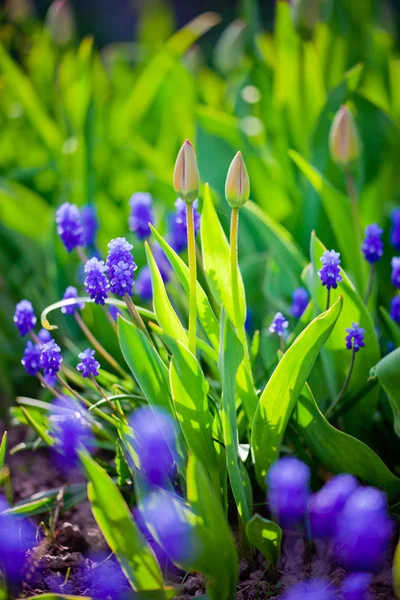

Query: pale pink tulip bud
(225, 151), (250, 209)
(173, 140), (200, 204)
(329, 105), (361, 169)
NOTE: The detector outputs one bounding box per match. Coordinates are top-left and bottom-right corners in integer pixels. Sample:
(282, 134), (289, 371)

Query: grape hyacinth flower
(106, 237), (137, 297)
(14, 300), (36, 337)
(21, 340), (42, 376)
(342, 573), (372, 600)
(37, 328), (52, 344)
(391, 295), (400, 323)
(169, 199), (200, 253)
(391, 256), (400, 288)
(290, 288), (309, 318)
(318, 250), (342, 290)
(269, 312), (288, 337)
(0, 496), (36, 583)
(136, 267), (153, 302)
(391, 208), (400, 252)
(283, 579), (337, 600)
(153, 243), (171, 283)
(108, 305), (120, 321)
(50, 397), (93, 469)
(334, 487), (392, 572)
(55, 202), (83, 252)
(40, 340), (63, 377)
(76, 348), (100, 378)
(309, 474), (358, 539)
(128, 407), (178, 487)
(362, 224), (383, 264)
(128, 192), (154, 240)
(61, 286), (84, 315)
(345, 323), (365, 352)
(84, 257), (109, 304)
(80, 204), (98, 247)
(267, 457), (310, 528)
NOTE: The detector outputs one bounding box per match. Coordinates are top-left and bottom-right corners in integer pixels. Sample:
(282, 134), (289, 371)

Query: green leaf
(20, 593), (177, 600)
(0, 180), (53, 241)
(145, 242), (188, 347)
(292, 385), (400, 501)
(150, 225), (220, 351)
(80, 451), (164, 591)
(218, 311), (251, 523)
(380, 307), (400, 348)
(0, 432), (7, 472)
(2, 484), (87, 517)
(21, 407), (53, 447)
(251, 296), (343, 486)
(375, 348), (400, 437)
(118, 317), (174, 416)
(245, 515), (282, 566)
(394, 539), (400, 599)
(19, 595), (91, 600)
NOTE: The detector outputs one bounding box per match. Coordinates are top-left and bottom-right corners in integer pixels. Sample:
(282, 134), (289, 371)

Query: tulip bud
(329, 105), (361, 170)
(225, 151), (250, 209)
(46, 0), (75, 47)
(291, 0), (320, 41)
(173, 140), (200, 204)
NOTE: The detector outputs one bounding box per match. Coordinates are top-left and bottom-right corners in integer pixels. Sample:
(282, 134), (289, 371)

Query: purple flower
(55, 202), (83, 252)
(267, 457), (310, 528)
(37, 328), (52, 344)
(290, 288), (309, 318)
(169, 198), (200, 253)
(269, 312), (289, 337)
(80, 204), (98, 247)
(108, 305), (120, 321)
(128, 407), (178, 487)
(390, 208), (400, 252)
(391, 257), (400, 288)
(128, 192), (154, 240)
(89, 555), (130, 599)
(14, 300), (36, 337)
(106, 237), (137, 297)
(76, 348), (100, 378)
(61, 286), (84, 315)
(84, 257), (109, 305)
(136, 267), (153, 302)
(309, 474), (358, 540)
(361, 224), (383, 264)
(342, 573), (372, 600)
(391, 295), (400, 323)
(50, 397), (93, 469)
(153, 243), (171, 283)
(245, 309), (253, 334)
(40, 340), (63, 377)
(318, 250), (342, 290)
(334, 487), (392, 572)
(345, 323), (365, 352)
(283, 579), (337, 600)
(21, 340), (42, 376)
(0, 496), (36, 583)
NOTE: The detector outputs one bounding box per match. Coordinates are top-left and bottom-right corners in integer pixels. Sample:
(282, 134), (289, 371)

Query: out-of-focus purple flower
(334, 487), (392, 572)
(76, 348), (100, 378)
(84, 257), (109, 304)
(14, 300), (36, 337)
(362, 224), (383, 264)
(283, 579), (337, 600)
(391, 296), (400, 323)
(267, 457), (310, 528)
(129, 407), (178, 487)
(55, 202), (83, 252)
(140, 490), (198, 566)
(90, 555), (130, 599)
(345, 323), (365, 352)
(128, 192), (154, 241)
(391, 208), (400, 252)
(40, 340), (62, 377)
(391, 257), (400, 288)
(269, 312), (289, 337)
(153, 243), (171, 283)
(318, 250), (342, 290)
(61, 286), (84, 315)
(80, 204), (98, 247)
(136, 267), (153, 302)
(0, 496), (36, 583)
(245, 309), (253, 334)
(342, 573), (372, 600)
(37, 328), (52, 344)
(44, 373), (58, 388)
(290, 288), (309, 318)
(108, 305), (120, 321)
(106, 238), (137, 297)
(309, 474), (358, 540)
(21, 340), (41, 376)
(169, 199), (200, 253)
(50, 397), (93, 469)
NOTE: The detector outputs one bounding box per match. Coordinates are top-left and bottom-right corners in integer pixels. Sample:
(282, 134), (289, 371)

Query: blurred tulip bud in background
(173, 140), (200, 204)
(46, 0), (76, 47)
(6, 0), (34, 23)
(291, 0), (320, 41)
(225, 151), (250, 209)
(329, 105), (362, 170)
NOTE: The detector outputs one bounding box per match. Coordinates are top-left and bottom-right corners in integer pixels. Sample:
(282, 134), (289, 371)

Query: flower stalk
(187, 201), (197, 355)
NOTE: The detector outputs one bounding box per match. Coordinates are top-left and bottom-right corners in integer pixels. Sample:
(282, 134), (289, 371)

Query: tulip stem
(364, 263), (376, 305)
(187, 202), (197, 355)
(325, 348), (356, 419)
(345, 170), (363, 270)
(230, 208), (241, 328)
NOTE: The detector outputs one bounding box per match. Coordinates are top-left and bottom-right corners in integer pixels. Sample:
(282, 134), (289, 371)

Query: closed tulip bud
(329, 105), (361, 170)
(225, 151), (250, 209)
(291, 0), (320, 41)
(173, 140), (200, 204)
(46, 0), (75, 47)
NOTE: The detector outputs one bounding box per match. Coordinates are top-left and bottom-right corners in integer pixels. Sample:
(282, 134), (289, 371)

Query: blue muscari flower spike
(55, 202), (83, 252)
(80, 204), (99, 247)
(391, 208), (400, 252)
(106, 237), (137, 297)
(309, 474), (358, 540)
(283, 579), (337, 600)
(108, 305), (120, 321)
(269, 312), (289, 337)
(153, 243), (171, 283)
(77, 348), (100, 378)
(169, 198), (201, 253)
(391, 296), (400, 323)
(362, 223), (383, 264)
(37, 328), (52, 344)
(84, 257), (109, 304)
(128, 192), (154, 240)
(136, 266), (153, 302)
(318, 250), (342, 290)
(0, 495), (36, 584)
(267, 457), (310, 528)
(14, 300), (36, 337)
(61, 286), (85, 315)
(290, 288), (309, 318)
(342, 572), (372, 600)
(50, 397), (94, 470)
(22, 340), (42, 376)
(391, 256), (400, 288)
(40, 339), (63, 377)
(345, 323), (365, 352)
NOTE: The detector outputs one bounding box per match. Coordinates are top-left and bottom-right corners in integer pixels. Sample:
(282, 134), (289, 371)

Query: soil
(3, 426), (398, 600)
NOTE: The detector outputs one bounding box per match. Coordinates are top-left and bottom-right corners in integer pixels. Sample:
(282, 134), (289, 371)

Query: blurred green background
(1, 0), (400, 410)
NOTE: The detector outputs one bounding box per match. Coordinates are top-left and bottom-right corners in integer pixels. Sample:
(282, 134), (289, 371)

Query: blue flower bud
(309, 474), (358, 539)
(345, 323), (365, 352)
(80, 204), (99, 247)
(50, 397), (93, 470)
(76, 348), (100, 378)
(0, 495), (36, 583)
(362, 224), (383, 264)
(106, 238), (137, 297)
(21, 340), (42, 376)
(269, 312), (289, 337)
(283, 578), (337, 600)
(55, 202), (83, 252)
(390, 208), (400, 252)
(318, 250), (342, 290)
(342, 573), (372, 600)
(84, 257), (109, 305)
(136, 266), (153, 302)
(290, 288), (309, 318)
(128, 193), (154, 241)
(169, 199), (200, 254)
(14, 300), (36, 337)
(391, 257), (400, 289)
(61, 286), (85, 315)
(267, 457), (310, 528)
(390, 295), (400, 323)
(40, 340), (63, 377)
